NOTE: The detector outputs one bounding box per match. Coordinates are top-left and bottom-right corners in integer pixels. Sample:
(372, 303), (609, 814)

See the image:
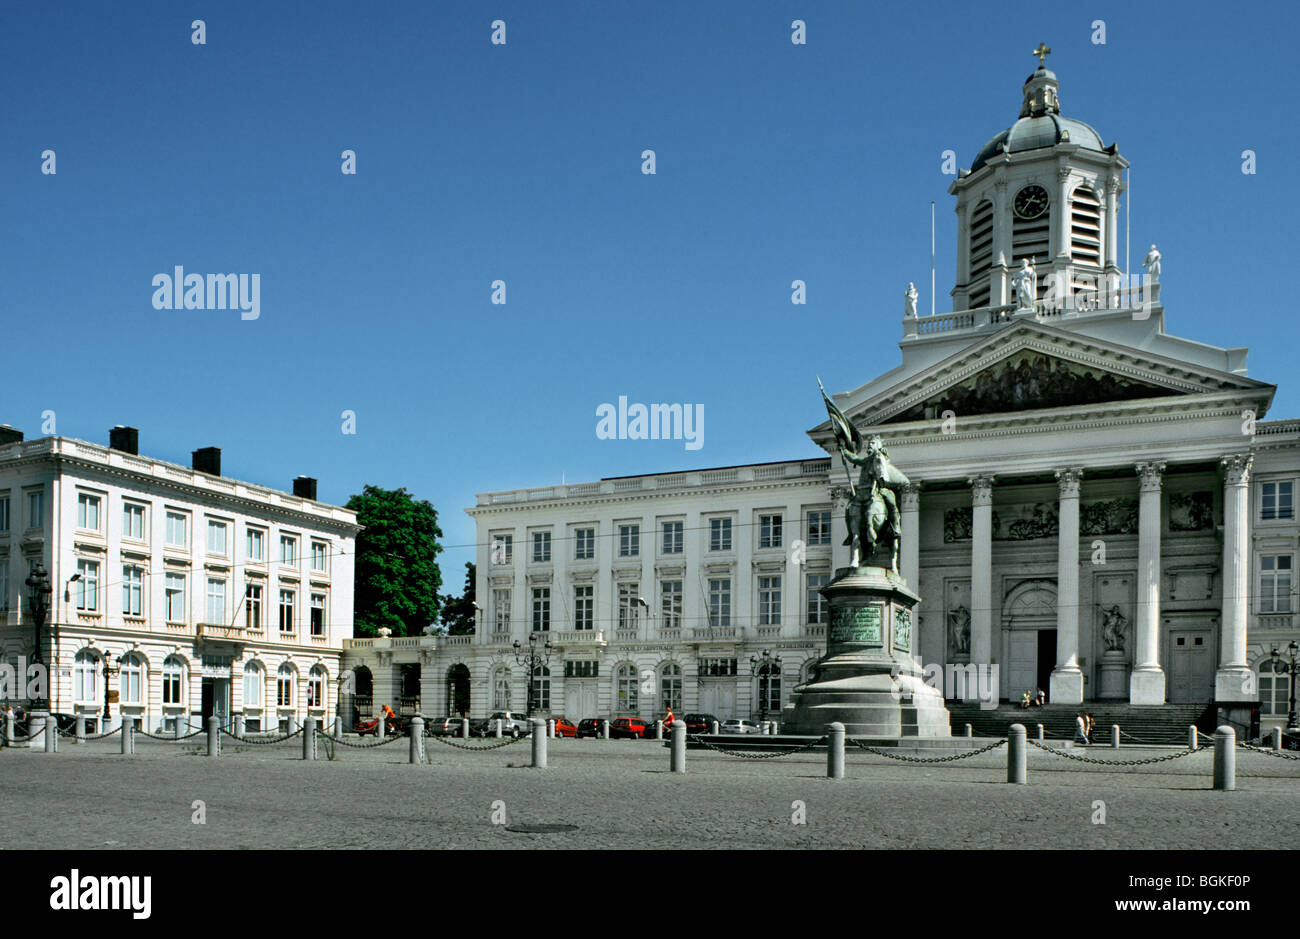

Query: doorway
(201, 677), (230, 726)
(564, 680), (596, 720)
(1168, 630), (1214, 703)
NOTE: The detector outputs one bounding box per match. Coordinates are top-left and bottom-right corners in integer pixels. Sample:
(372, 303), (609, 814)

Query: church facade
(342, 55), (1299, 734)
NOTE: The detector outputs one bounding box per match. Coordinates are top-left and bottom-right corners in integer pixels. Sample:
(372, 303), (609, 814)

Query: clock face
(1014, 185), (1050, 220)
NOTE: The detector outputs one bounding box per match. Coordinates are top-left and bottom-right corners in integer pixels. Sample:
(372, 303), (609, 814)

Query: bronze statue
(819, 379), (911, 572)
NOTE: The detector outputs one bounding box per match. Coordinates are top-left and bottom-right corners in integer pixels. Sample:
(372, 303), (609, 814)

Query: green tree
(439, 562), (477, 635)
(346, 485), (443, 637)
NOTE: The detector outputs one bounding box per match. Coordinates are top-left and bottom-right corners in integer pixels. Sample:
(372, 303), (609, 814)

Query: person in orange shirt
(664, 706), (675, 727)
(381, 703), (396, 720)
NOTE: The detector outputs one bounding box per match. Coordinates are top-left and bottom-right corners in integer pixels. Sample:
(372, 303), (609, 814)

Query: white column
(1055, 167), (1073, 261)
(1104, 175), (1122, 275)
(991, 180), (1009, 305)
(830, 486), (851, 572)
(969, 475), (995, 669)
(1216, 454), (1254, 701)
(1050, 468), (1084, 703)
(900, 484), (920, 588)
(1130, 461), (1166, 704)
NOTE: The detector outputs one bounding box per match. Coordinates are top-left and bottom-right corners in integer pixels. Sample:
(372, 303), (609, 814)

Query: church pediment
(825, 322), (1271, 430)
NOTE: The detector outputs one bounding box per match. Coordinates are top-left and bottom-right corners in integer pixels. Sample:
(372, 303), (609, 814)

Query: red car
(609, 718), (649, 739)
(551, 716), (578, 738)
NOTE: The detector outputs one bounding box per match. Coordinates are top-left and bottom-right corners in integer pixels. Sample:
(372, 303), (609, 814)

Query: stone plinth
(1097, 650), (1129, 700)
(782, 566), (951, 738)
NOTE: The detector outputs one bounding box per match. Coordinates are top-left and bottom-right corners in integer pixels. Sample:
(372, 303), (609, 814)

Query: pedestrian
(1073, 712), (1090, 746)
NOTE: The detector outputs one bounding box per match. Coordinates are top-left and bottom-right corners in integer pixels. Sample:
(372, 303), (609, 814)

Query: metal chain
(852, 738), (1007, 762)
(219, 727), (304, 745)
(330, 731), (413, 749)
(685, 734), (828, 759)
(1119, 729), (1192, 745)
(428, 733), (531, 752)
(1027, 738), (1203, 765)
(1237, 742), (1300, 761)
(137, 728), (206, 741)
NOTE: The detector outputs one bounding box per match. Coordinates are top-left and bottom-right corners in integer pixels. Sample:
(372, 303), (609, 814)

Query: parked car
(424, 716), (466, 736)
(639, 719), (669, 739)
(577, 718), (604, 738)
(471, 711), (532, 737)
(720, 719), (763, 735)
(684, 713), (720, 734)
(610, 717), (650, 739)
(551, 716), (578, 738)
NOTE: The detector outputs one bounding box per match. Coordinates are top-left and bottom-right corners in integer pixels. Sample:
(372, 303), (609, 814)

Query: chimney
(109, 425), (139, 455)
(293, 476), (318, 501)
(192, 447), (222, 476)
(0, 425), (23, 445)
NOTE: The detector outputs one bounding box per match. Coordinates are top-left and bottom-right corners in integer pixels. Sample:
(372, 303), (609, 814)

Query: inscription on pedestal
(894, 608), (911, 652)
(830, 605), (882, 644)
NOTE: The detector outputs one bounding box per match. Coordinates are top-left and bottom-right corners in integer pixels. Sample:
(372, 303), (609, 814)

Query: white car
(720, 719), (763, 734)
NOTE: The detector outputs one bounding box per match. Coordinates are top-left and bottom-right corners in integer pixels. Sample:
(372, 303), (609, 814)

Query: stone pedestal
(1129, 666), (1165, 705)
(1097, 650), (1129, 700)
(782, 567), (951, 738)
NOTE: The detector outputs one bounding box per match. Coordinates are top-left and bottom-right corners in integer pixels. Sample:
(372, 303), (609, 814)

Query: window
(309, 542), (328, 574)
(492, 588), (511, 633)
(619, 524), (640, 557)
(530, 665), (550, 711)
(246, 584), (263, 631)
(165, 573), (186, 621)
(574, 528), (595, 560)
(708, 578), (731, 627)
(206, 577), (226, 624)
(243, 661), (263, 708)
(120, 653), (144, 705)
(700, 657), (738, 677)
(279, 589), (296, 633)
(1260, 659), (1291, 716)
(1261, 556), (1293, 613)
(77, 493), (101, 531)
(564, 660), (598, 678)
(75, 559), (99, 612)
(277, 665), (295, 707)
(27, 490), (43, 529)
(759, 514), (783, 549)
(74, 649), (100, 703)
(661, 520), (684, 554)
(123, 502), (146, 540)
(617, 583), (640, 630)
(616, 663), (638, 711)
(493, 668), (511, 710)
(165, 511), (187, 547)
(308, 666), (326, 708)
(806, 573), (830, 624)
(0, 495), (9, 532)
(122, 566), (144, 616)
(246, 528), (265, 561)
(0, 564), (8, 613)
(492, 534), (513, 564)
(310, 593), (326, 636)
(757, 663), (782, 714)
(162, 657), (185, 706)
(807, 511), (831, 546)
(660, 580), (683, 629)
(280, 535), (298, 567)
(758, 575), (782, 625)
(709, 518), (732, 552)
(1263, 482), (1295, 521)
(531, 531), (551, 563)
(660, 664), (683, 711)
(532, 587), (550, 632)
(207, 520), (228, 556)
(574, 585), (593, 630)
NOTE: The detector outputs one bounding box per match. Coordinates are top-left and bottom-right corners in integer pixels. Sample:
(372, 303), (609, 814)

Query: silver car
(720, 719), (763, 734)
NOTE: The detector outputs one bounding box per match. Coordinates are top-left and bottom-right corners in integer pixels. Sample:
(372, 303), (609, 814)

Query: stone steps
(945, 702), (1210, 742)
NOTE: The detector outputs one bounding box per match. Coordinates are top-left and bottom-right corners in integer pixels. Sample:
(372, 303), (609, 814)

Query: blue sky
(2, 0), (1295, 579)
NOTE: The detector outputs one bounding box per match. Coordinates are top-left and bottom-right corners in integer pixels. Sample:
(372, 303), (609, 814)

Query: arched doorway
(345, 665), (373, 724)
(446, 664), (471, 717)
(1002, 580), (1057, 700)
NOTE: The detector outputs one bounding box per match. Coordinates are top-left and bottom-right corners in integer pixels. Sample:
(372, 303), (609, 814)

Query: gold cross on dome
(1033, 43), (1051, 67)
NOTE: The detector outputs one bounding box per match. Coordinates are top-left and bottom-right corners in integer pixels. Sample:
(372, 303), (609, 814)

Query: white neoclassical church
(342, 53), (1299, 734)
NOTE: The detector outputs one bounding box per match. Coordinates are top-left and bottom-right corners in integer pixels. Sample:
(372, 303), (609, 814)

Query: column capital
(1057, 166), (1073, 183)
(1221, 453), (1253, 486)
(968, 474), (995, 506)
(900, 482), (921, 510)
(1135, 461), (1166, 492)
(1055, 467), (1083, 497)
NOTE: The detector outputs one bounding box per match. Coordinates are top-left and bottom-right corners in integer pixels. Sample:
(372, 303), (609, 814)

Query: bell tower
(948, 46), (1129, 314)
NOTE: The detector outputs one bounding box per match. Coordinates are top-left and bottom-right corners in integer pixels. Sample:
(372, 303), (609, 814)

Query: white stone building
(341, 56), (1300, 735)
(0, 426), (359, 733)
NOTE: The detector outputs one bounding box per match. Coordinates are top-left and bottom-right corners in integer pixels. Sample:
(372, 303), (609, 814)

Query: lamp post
(749, 649), (782, 724)
(25, 563), (52, 711)
(1269, 642), (1300, 732)
(101, 652), (123, 724)
(513, 632), (552, 717)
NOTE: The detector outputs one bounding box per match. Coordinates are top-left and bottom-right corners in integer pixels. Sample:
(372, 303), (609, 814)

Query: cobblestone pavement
(1, 737), (1298, 849)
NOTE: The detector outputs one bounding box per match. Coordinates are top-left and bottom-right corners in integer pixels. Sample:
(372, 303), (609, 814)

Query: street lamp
(513, 632), (552, 717)
(750, 649), (782, 724)
(24, 562), (52, 710)
(101, 652), (124, 723)
(1269, 642), (1300, 732)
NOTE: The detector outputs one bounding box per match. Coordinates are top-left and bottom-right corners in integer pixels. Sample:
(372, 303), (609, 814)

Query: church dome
(970, 62), (1106, 172)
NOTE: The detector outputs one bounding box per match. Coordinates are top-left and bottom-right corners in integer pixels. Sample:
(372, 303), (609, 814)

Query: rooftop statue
(904, 282), (919, 317)
(1143, 244), (1161, 281)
